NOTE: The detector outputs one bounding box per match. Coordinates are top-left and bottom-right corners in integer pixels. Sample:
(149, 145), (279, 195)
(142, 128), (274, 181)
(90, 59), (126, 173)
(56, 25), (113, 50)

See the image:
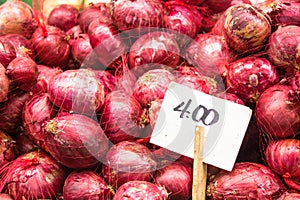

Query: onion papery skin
(0, 0), (36, 38)
(93, 70), (116, 96)
(0, 34), (34, 59)
(133, 68), (176, 108)
(79, 2), (113, 33)
(22, 93), (56, 150)
(14, 133), (38, 155)
(113, 180), (167, 200)
(111, 0), (165, 35)
(215, 92), (245, 105)
(268, 25), (300, 72)
(47, 4), (79, 32)
(0, 131), (17, 168)
(63, 170), (114, 200)
(99, 90), (145, 144)
(48, 69), (105, 116)
(6, 57), (38, 91)
(0, 64), (9, 103)
(88, 19), (127, 68)
(207, 162), (286, 199)
(29, 65), (63, 94)
(255, 84), (300, 138)
(44, 113), (109, 169)
(154, 161), (192, 200)
(0, 91), (31, 135)
(185, 33), (233, 78)
(148, 98), (163, 129)
(0, 151), (68, 200)
(265, 139), (300, 190)
(32, 25), (71, 68)
(102, 141), (157, 188)
(205, 0), (233, 13)
(129, 31), (180, 69)
(226, 57), (279, 103)
(222, 4), (271, 53)
(0, 38), (16, 67)
(278, 192), (300, 200)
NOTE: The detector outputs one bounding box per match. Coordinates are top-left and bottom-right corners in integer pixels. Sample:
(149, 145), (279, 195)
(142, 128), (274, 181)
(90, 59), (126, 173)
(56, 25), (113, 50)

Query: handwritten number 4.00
(173, 99), (219, 126)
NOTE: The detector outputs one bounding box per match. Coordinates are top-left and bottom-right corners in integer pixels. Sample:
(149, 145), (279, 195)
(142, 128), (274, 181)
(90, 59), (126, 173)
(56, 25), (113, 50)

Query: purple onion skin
(14, 133), (38, 155)
(0, 131), (17, 168)
(226, 57), (279, 103)
(29, 65), (63, 94)
(0, 34), (34, 59)
(175, 0), (204, 5)
(0, 64), (9, 102)
(113, 180), (167, 200)
(215, 92), (245, 105)
(48, 69), (105, 116)
(79, 2), (113, 33)
(255, 85), (300, 139)
(66, 25), (82, 39)
(88, 19), (127, 68)
(99, 90), (145, 144)
(133, 69), (176, 108)
(93, 70), (116, 96)
(205, 0), (233, 13)
(0, 38), (16, 67)
(102, 141), (157, 188)
(222, 4), (271, 53)
(111, 0), (165, 35)
(270, 0), (300, 27)
(268, 25), (300, 72)
(47, 4), (79, 32)
(44, 113), (109, 169)
(0, 91), (31, 135)
(22, 93), (56, 150)
(278, 192), (300, 200)
(63, 170), (114, 200)
(129, 31), (180, 69)
(0, 0), (36, 38)
(148, 98), (163, 129)
(154, 161), (192, 200)
(32, 25), (70, 68)
(207, 162), (286, 199)
(6, 56), (38, 91)
(0, 151), (67, 200)
(265, 139), (300, 191)
(185, 33), (233, 77)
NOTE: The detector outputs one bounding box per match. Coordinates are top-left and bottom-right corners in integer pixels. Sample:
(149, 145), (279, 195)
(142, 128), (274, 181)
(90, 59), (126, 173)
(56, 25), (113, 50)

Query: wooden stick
(192, 126), (207, 200)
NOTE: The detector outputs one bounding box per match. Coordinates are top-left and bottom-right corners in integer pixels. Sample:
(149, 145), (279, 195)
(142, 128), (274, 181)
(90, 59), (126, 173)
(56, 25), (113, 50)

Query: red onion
(6, 57), (38, 91)
(0, 38), (16, 67)
(0, 91), (31, 135)
(113, 180), (167, 200)
(93, 70), (116, 96)
(47, 4), (79, 32)
(222, 4), (271, 53)
(31, 25), (71, 68)
(29, 65), (63, 94)
(205, 0), (233, 13)
(111, 0), (165, 35)
(14, 133), (38, 155)
(0, 151), (67, 200)
(185, 33), (233, 77)
(207, 162), (286, 199)
(0, 64), (9, 103)
(255, 84), (300, 138)
(265, 139), (300, 190)
(63, 170), (114, 199)
(129, 31), (180, 69)
(23, 93), (56, 150)
(148, 98), (163, 129)
(44, 113), (109, 169)
(48, 69), (105, 115)
(268, 25), (300, 72)
(0, 131), (17, 168)
(133, 68), (176, 108)
(176, 66), (221, 94)
(226, 57), (279, 103)
(66, 25), (82, 39)
(0, 34), (34, 59)
(215, 92), (245, 105)
(102, 141), (157, 188)
(278, 192), (300, 200)
(0, 0), (36, 38)
(99, 90), (146, 144)
(0, 194), (13, 200)
(79, 2), (113, 33)
(88, 19), (127, 68)
(154, 161), (192, 200)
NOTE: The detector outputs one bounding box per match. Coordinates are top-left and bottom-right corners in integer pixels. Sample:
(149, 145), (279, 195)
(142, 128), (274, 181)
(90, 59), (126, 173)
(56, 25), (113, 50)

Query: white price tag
(150, 82), (252, 171)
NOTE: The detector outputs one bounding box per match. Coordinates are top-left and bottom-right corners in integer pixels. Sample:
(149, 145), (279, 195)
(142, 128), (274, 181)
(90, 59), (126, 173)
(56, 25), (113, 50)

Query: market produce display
(0, 0), (299, 199)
